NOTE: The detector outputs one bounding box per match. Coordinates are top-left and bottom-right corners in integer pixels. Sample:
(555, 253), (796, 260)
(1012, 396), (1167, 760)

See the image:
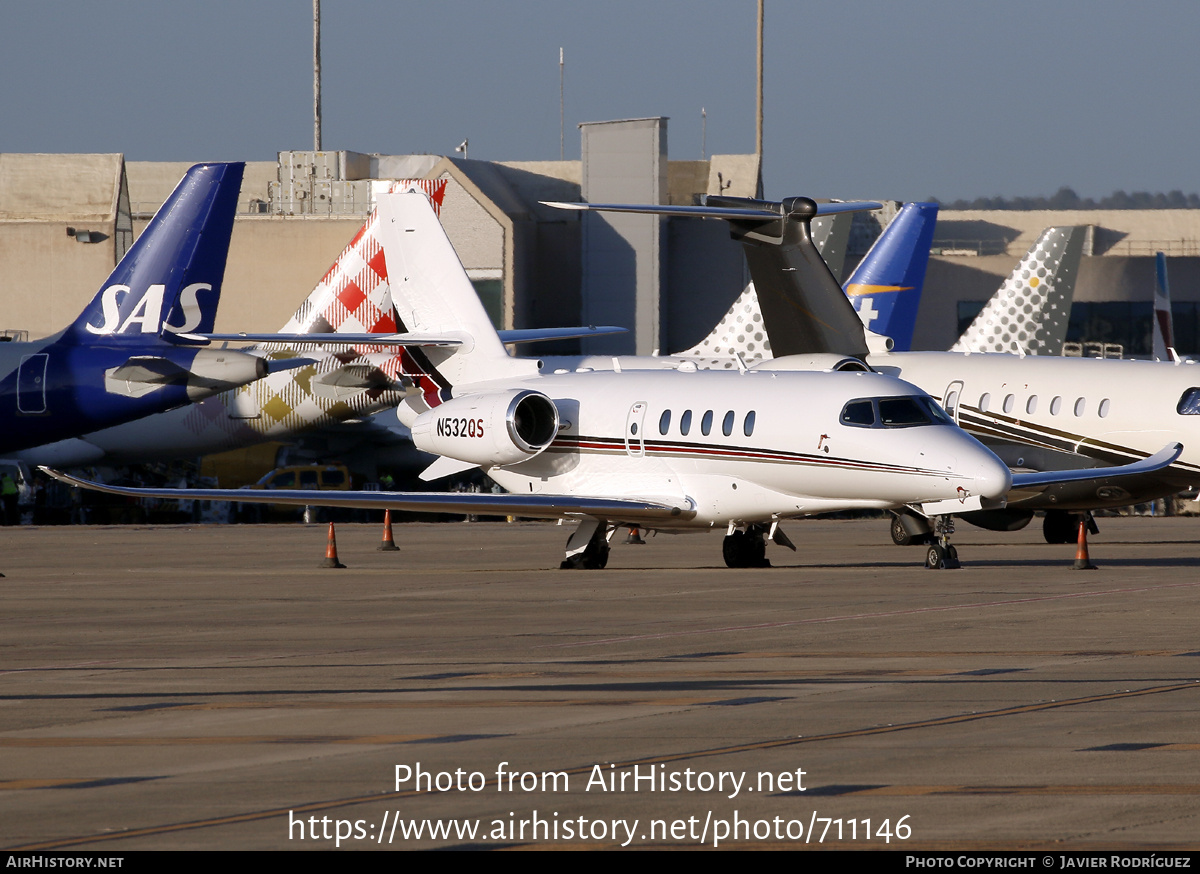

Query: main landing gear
(722, 524), (771, 568)
(560, 518), (611, 569)
(1043, 509), (1097, 545)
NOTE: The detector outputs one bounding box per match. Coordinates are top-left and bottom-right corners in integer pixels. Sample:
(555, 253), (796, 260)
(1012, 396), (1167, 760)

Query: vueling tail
(951, 226), (1086, 355)
(280, 179), (447, 336)
(65, 163), (244, 344)
(843, 202), (938, 352)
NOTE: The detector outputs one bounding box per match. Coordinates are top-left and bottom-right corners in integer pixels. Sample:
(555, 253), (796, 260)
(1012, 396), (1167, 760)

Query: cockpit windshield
(1177, 387), (1200, 415)
(840, 396), (953, 429)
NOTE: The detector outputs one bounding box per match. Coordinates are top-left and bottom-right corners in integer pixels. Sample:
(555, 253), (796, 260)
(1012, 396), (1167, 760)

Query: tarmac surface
(1, 516), (1198, 851)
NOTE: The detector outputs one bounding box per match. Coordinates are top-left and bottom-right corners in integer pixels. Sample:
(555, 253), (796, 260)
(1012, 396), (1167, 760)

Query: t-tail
(843, 202), (938, 352)
(374, 189), (539, 411)
(63, 163), (245, 345)
(951, 226), (1086, 356)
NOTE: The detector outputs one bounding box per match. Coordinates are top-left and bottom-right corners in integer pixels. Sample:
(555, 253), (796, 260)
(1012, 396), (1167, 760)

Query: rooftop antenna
(559, 47), (565, 160)
(701, 107), (707, 160)
(755, 0), (764, 197)
(313, 0), (322, 151)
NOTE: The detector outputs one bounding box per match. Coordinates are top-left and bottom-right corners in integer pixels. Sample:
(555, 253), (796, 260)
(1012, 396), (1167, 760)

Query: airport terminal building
(4, 119), (1199, 359)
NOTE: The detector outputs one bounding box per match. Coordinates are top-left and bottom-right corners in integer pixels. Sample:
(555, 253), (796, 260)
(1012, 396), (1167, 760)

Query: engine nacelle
(184, 349), (269, 400)
(410, 389), (560, 467)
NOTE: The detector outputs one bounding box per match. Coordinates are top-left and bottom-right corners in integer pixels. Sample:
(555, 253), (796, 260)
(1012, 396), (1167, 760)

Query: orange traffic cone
(1073, 515), (1096, 570)
(625, 526), (645, 544)
(321, 521), (347, 568)
(377, 509), (400, 552)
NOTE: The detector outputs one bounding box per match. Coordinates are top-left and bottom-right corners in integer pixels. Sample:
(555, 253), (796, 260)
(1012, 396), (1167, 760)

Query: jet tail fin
(64, 163), (244, 344)
(843, 202), (938, 352)
(375, 190), (537, 405)
(547, 196), (879, 360)
(951, 226), (1085, 355)
(1153, 251), (1175, 361)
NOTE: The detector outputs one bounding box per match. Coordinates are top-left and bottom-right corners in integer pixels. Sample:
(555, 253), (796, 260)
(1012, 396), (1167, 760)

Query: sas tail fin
(1153, 251), (1176, 361)
(65, 163), (244, 344)
(843, 202), (938, 351)
(951, 225), (1085, 355)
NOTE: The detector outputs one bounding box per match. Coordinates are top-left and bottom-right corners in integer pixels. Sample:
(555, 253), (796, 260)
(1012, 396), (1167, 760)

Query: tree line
(933, 187), (1200, 210)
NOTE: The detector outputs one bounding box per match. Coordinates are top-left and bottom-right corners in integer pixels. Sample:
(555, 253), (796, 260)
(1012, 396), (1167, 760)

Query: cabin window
(701, 410), (714, 435)
(744, 411), (756, 436)
(979, 393), (991, 413)
(680, 410), (692, 436)
(840, 400), (876, 427)
(659, 410), (671, 435)
(1026, 395), (1038, 414)
(1050, 396), (1063, 415)
(1002, 394), (1015, 414)
(722, 411), (735, 437)
(1177, 388), (1200, 415)
(1073, 397), (1086, 417)
(1098, 398), (1111, 418)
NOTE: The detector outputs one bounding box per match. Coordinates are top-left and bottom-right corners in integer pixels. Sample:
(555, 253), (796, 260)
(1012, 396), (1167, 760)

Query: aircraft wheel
(1042, 511), (1076, 544)
(723, 531), (747, 568)
(891, 514), (915, 546)
(925, 544), (946, 569)
(560, 527), (610, 569)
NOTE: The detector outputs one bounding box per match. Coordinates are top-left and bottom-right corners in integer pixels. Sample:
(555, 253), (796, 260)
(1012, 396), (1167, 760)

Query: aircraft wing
(1003, 442), (1186, 506)
(39, 469), (696, 524)
(917, 443), (1183, 516)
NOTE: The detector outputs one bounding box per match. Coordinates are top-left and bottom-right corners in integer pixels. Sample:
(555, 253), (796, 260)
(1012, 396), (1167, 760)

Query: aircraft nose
(972, 450), (1012, 500)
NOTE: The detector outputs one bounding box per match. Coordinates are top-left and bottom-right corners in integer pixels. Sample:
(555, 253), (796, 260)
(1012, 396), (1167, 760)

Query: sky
(3, 0), (1200, 203)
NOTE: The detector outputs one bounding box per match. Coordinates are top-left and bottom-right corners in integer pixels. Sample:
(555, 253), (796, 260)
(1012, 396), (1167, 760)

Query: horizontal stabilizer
(40, 469), (697, 525)
(498, 326), (627, 344)
(542, 198), (882, 220)
(177, 332), (465, 348)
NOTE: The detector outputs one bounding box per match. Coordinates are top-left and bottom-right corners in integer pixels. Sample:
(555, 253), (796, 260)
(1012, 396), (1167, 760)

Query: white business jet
(45, 192), (1178, 570)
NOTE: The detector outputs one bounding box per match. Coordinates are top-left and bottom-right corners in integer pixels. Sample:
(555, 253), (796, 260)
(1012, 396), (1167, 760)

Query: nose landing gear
(924, 515), (961, 570)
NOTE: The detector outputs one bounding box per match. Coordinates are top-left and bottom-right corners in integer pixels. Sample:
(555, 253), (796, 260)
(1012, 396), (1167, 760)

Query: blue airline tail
(64, 163), (244, 344)
(842, 202), (938, 352)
